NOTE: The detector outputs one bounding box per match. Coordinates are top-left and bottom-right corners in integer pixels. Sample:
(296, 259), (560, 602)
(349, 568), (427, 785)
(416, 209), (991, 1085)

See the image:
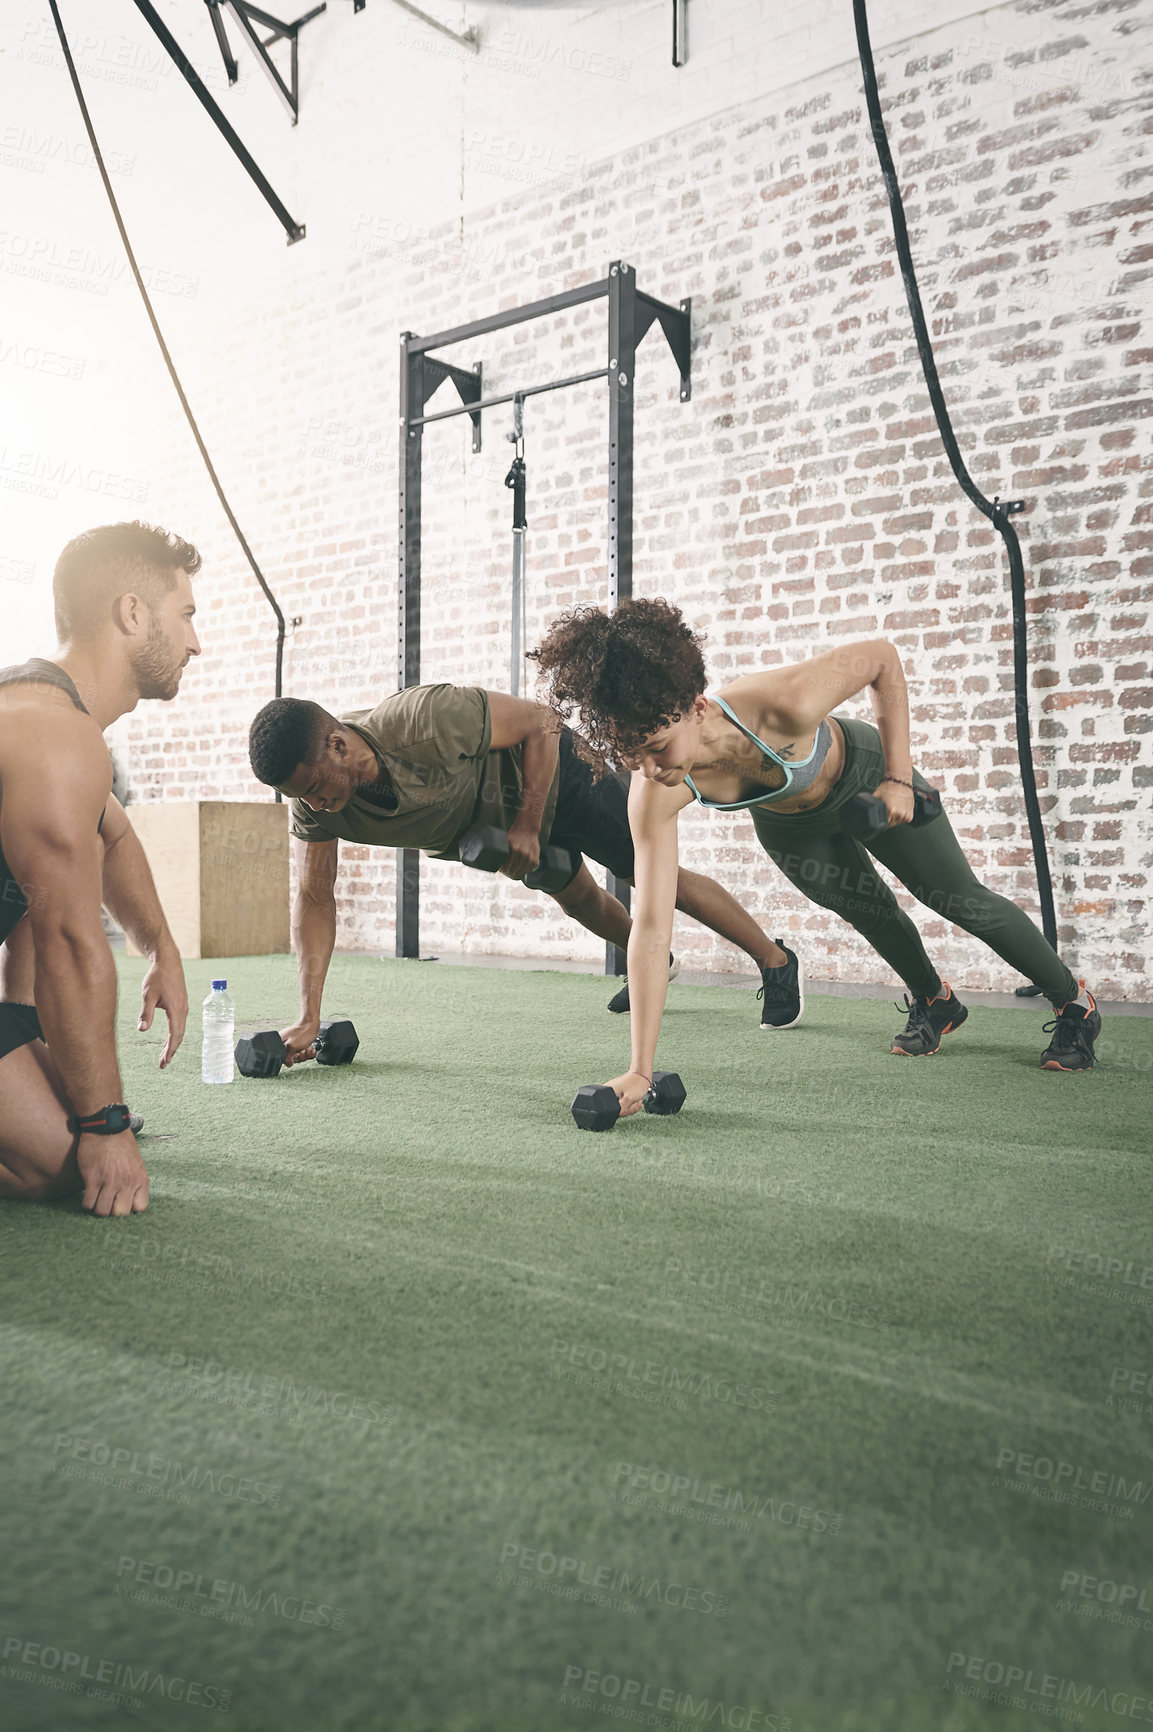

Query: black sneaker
(891, 983), (968, 1056)
(757, 943), (804, 1030)
(1040, 984), (1100, 1071)
(607, 954), (680, 1014)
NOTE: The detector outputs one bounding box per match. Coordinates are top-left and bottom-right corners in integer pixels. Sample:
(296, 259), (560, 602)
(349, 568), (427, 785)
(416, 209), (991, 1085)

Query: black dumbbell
(235, 1018), (360, 1079)
(644, 1072), (687, 1115)
(571, 1084), (620, 1132)
(570, 1071), (687, 1131)
(457, 824), (574, 894)
(841, 783), (943, 842)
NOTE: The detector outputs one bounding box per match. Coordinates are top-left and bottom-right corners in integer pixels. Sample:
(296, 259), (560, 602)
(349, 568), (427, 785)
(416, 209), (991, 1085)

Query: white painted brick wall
(5, 0), (1149, 995)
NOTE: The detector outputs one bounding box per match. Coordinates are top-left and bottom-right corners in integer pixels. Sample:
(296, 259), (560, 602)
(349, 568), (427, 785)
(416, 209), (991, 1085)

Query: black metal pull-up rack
(397, 261), (692, 974)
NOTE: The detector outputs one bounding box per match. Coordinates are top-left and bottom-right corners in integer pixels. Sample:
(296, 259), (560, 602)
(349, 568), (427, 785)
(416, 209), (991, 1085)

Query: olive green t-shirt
(289, 683), (561, 860)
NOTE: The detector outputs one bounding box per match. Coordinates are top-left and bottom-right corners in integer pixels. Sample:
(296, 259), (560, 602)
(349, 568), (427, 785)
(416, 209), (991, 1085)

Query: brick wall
(100, 0), (1150, 998)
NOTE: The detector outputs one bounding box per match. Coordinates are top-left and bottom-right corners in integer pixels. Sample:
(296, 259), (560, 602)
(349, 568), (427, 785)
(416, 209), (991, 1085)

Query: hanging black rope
(852, 0), (1058, 952)
(47, 0), (288, 733)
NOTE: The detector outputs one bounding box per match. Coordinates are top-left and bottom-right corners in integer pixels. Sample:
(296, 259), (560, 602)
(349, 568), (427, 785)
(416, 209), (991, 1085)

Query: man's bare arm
(0, 711), (148, 1213)
(99, 797), (169, 952)
(99, 796), (187, 1065)
(281, 838), (339, 1062)
(1, 715), (124, 1112)
(486, 691), (562, 876)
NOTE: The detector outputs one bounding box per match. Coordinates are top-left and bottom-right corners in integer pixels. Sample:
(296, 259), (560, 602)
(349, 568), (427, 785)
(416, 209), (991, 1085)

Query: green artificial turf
(1, 953), (1151, 1732)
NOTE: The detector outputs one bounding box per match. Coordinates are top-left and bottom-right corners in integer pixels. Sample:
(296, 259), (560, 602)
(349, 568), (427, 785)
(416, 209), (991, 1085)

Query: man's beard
(129, 615), (184, 701)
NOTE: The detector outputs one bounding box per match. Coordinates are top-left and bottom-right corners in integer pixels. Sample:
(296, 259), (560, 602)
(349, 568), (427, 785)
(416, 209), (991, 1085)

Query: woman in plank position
(530, 599), (1099, 1115)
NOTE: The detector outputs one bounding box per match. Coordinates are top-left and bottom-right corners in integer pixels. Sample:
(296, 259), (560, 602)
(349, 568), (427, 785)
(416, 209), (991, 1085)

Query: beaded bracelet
(881, 775), (914, 791)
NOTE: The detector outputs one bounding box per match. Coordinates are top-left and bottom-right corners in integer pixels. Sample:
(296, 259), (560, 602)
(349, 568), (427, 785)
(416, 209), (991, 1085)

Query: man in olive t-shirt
(248, 683), (796, 1062)
(283, 684), (562, 861)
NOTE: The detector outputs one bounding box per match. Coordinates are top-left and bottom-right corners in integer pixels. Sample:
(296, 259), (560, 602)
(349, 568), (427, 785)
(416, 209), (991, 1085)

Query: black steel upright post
(397, 335), (423, 959)
(605, 260), (638, 976)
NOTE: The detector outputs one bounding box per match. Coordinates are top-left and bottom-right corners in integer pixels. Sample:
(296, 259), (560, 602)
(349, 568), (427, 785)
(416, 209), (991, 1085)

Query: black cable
(852, 0), (1058, 952)
(47, 0), (288, 747)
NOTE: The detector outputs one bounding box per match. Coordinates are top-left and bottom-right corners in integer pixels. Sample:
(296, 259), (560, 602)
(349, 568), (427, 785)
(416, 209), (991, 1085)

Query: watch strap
(70, 1103), (133, 1136)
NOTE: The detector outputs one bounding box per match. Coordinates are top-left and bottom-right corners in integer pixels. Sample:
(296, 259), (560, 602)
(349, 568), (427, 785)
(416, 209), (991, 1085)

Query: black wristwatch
(70, 1103), (133, 1136)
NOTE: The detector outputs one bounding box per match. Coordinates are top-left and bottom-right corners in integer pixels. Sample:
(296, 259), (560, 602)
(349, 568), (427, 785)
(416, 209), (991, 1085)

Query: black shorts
(0, 1001), (43, 1063)
(547, 730), (636, 890)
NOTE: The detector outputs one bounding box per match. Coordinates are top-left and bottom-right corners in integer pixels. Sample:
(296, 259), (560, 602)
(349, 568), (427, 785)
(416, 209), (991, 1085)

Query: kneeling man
(0, 523), (199, 1212)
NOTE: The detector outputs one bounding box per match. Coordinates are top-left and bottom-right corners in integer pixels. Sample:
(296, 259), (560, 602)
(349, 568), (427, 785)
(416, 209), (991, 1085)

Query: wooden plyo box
(123, 801), (290, 959)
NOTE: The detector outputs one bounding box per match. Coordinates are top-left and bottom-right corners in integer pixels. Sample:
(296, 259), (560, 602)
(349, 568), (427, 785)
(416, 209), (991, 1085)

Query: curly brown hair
(528, 597), (708, 774)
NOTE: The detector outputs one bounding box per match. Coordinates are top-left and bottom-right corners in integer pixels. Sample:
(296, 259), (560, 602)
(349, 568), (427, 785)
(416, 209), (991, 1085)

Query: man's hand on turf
(139, 947), (188, 1068)
(279, 1018), (320, 1066)
(502, 823), (541, 881)
(78, 1129), (149, 1216)
(607, 1072), (652, 1118)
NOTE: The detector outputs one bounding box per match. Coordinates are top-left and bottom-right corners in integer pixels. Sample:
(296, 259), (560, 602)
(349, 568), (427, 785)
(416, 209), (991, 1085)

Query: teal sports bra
(684, 694), (834, 812)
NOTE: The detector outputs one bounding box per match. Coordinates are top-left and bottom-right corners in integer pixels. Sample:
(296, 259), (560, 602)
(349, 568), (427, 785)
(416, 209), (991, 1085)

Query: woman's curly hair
(528, 597), (708, 774)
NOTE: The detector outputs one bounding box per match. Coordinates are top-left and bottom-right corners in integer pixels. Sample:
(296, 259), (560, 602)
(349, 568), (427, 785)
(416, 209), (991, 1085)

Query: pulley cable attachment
(505, 395), (528, 694)
(504, 393), (527, 532)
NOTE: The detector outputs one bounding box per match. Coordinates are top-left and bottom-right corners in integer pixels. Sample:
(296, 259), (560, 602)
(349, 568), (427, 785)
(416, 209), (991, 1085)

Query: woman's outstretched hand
(606, 1072), (653, 1117)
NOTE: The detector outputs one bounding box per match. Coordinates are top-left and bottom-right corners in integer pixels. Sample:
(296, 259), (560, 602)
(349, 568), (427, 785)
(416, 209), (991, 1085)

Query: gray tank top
(684, 693), (834, 811)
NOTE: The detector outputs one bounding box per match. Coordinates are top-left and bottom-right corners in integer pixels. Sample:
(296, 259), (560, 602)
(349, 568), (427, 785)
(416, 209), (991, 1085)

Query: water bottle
(201, 979), (235, 1085)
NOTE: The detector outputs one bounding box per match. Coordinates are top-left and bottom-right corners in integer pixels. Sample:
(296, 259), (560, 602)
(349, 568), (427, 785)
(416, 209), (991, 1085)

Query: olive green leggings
(750, 718), (1078, 1006)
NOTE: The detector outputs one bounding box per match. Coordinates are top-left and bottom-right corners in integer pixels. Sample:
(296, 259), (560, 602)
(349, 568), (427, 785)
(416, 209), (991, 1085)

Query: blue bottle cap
(212, 979), (227, 990)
